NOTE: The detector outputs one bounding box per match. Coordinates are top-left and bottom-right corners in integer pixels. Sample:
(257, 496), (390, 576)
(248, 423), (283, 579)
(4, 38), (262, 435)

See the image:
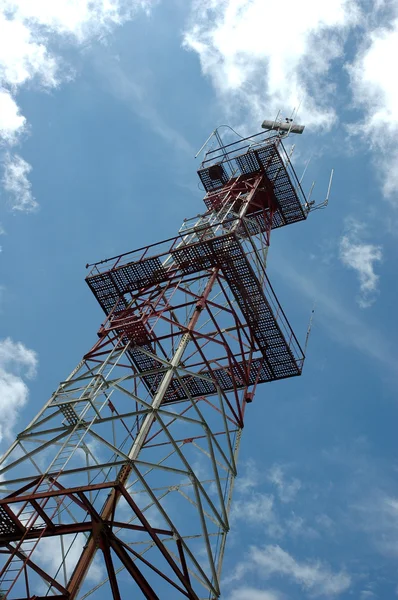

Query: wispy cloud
(2, 153), (37, 211)
(354, 491), (398, 559)
(229, 545), (351, 597)
(227, 587), (283, 600)
(236, 459), (262, 494)
(268, 464), (302, 503)
(360, 592), (376, 599)
(339, 218), (382, 308)
(231, 492), (284, 538)
(94, 51), (194, 155)
(0, 337), (38, 443)
(274, 254), (395, 371)
(232, 463), (317, 541)
(0, 0), (154, 208)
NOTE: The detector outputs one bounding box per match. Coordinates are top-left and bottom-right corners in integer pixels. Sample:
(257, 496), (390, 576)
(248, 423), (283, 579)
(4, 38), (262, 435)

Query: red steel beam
(108, 535), (159, 600)
(100, 535), (122, 600)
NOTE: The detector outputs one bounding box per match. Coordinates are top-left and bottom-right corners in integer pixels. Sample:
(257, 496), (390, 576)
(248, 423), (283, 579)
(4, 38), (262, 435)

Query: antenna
(299, 156), (312, 185)
(308, 181), (316, 202)
(307, 168), (334, 212)
(194, 129), (216, 159)
(304, 303), (316, 355)
(291, 98), (303, 124)
(262, 118), (305, 135)
(325, 168), (334, 205)
(271, 109), (281, 132)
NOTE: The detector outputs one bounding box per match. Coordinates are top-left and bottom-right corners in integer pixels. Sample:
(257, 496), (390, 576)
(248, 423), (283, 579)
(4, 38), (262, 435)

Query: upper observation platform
(197, 132), (308, 229)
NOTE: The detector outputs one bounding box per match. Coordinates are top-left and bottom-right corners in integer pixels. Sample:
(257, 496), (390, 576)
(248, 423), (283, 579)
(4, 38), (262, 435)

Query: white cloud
(6, 0), (153, 42)
(0, 0), (153, 207)
(0, 337), (38, 443)
(285, 513), (319, 539)
(236, 459), (262, 494)
(348, 17), (398, 198)
(247, 545), (351, 597)
(231, 493), (284, 538)
(355, 492), (398, 559)
(268, 464), (301, 503)
(184, 0), (360, 130)
(339, 218), (382, 308)
(2, 153), (37, 212)
(35, 533), (103, 585)
(360, 591), (376, 599)
(227, 587), (282, 600)
(0, 88), (26, 144)
(0, 10), (58, 88)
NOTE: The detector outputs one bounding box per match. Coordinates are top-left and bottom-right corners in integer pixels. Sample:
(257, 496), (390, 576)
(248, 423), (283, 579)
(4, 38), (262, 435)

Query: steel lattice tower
(0, 126), (312, 600)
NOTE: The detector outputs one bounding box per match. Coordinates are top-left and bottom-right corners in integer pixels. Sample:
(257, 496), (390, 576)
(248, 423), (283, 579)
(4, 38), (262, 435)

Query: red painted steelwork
(0, 129), (310, 600)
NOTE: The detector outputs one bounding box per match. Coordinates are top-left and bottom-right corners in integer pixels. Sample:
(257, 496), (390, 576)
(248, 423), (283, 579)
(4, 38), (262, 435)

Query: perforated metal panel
(198, 163), (229, 192)
(201, 141), (307, 229)
(0, 506), (21, 536)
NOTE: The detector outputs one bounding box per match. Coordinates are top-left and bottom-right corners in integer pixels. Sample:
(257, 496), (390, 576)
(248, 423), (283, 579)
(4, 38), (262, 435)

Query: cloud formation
(348, 15), (398, 198)
(232, 492), (284, 538)
(339, 218), (382, 308)
(2, 153), (37, 211)
(184, 0), (359, 130)
(0, 0), (153, 210)
(0, 88), (26, 144)
(35, 533), (103, 584)
(268, 464), (302, 503)
(183, 0), (398, 207)
(354, 491), (398, 559)
(236, 459), (262, 494)
(231, 545), (351, 597)
(0, 337), (38, 442)
(227, 588), (282, 600)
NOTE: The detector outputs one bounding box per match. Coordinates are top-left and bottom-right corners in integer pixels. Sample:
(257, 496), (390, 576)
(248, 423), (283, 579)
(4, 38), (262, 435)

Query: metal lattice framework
(0, 132), (309, 599)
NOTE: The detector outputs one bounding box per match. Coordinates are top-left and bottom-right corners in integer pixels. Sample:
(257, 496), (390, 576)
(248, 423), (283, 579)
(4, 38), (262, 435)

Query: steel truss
(0, 136), (307, 599)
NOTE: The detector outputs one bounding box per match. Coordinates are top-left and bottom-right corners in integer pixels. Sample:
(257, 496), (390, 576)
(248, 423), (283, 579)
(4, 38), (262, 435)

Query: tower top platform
(197, 132), (308, 229)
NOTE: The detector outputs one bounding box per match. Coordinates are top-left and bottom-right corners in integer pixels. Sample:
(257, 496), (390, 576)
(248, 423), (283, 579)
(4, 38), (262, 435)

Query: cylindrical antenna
(262, 119), (305, 135)
(325, 168), (334, 204)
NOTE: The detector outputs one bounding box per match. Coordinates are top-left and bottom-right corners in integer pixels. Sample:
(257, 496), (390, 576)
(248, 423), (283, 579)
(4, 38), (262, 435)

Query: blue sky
(1, 1), (398, 599)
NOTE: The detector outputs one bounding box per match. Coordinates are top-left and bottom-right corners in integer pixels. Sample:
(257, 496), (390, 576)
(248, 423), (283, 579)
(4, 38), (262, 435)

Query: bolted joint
(195, 298), (206, 311)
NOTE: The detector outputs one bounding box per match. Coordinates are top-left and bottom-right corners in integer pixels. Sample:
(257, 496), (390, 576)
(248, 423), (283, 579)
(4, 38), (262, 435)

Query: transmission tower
(0, 124), (314, 599)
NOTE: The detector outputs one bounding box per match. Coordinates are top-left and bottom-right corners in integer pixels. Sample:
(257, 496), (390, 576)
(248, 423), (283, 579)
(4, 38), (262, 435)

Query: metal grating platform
(125, 348), (283, 403)
(86, 257), (166, 315)
(87, 232), (303, 383)
(199, 141), (306, 229)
